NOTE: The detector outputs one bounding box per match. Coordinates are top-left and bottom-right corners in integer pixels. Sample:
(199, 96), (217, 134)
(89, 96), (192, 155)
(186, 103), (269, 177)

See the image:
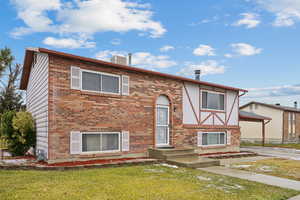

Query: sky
(1, 0), (300, 107)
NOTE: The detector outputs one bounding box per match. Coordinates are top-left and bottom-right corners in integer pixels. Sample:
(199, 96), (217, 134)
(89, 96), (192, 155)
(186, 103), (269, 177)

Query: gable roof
(20, 47), (248, 92)
(240, 101), (300, 113)
(239, 110), (272, 121)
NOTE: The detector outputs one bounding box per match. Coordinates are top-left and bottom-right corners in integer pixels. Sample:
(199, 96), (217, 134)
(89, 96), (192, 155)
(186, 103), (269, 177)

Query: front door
(156, 105), (169, 146)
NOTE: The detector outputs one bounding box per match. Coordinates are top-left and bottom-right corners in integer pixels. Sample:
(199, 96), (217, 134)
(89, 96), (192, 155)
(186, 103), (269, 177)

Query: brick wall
(47, 55), (241, 161)
(283, 111), (300, 143)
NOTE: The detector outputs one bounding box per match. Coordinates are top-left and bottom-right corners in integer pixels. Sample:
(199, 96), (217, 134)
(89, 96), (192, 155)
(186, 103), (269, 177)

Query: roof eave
(20, 47), (248, 92)
(20, 48), (39, 90)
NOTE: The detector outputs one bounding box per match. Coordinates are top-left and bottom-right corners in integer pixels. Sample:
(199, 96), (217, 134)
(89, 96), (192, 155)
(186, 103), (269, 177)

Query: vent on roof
(275, 103), (280, 106)
(294, 101), (298, 109)
(195, 70), (201, 81)
(111, 55), (127, 65)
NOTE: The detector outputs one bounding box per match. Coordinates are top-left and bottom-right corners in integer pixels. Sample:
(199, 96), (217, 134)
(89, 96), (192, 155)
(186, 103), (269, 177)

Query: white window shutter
(70, 131), (81, 154)
(227, 131), (231, 145)
(122, 75), (129, 95)
(122, 131), (130, 151)
(71, 66), (81, 90)
(197, 132), (203, 146)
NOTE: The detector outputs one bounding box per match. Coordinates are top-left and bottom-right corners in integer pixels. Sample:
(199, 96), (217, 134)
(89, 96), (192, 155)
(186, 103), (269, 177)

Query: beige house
(240, 102), (300, 144)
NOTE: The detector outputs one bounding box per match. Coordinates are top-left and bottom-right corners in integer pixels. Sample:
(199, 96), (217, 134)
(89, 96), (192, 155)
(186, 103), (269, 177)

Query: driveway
(241, 146), (300, 160)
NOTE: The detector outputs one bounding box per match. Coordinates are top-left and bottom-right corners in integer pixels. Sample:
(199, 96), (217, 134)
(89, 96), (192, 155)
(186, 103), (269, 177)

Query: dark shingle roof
(239, 110), (272, 121)
(240, 101), (300, 113)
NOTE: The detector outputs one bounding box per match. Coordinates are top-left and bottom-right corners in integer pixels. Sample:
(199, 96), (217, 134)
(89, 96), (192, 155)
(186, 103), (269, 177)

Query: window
(202, 132), (226, 146)
(288, 112), (296, 137)
(82, 132), (120, 153)
(81, 70), (120, 94)
(202, 91), (225, 111)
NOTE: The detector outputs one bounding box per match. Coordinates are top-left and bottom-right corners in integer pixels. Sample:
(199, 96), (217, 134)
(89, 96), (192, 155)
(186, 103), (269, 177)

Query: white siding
(26, 53), (49, 158)
(183, 82), (240, 126)
(226, 91), (239, 126)
(183, 83), (199, 124)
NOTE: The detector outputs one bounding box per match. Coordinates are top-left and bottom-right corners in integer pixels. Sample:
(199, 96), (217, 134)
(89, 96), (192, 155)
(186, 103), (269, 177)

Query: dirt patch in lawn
(231, 158), (300, 181)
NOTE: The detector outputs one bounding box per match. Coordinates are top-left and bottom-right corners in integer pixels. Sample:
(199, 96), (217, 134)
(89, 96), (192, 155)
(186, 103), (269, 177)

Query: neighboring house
(240, 101), (300, 144)
(20, 48), (247, 162)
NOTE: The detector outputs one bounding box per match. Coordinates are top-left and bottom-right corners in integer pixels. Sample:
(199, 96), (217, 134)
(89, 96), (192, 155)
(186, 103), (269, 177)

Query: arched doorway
(156, 95), (170, 147)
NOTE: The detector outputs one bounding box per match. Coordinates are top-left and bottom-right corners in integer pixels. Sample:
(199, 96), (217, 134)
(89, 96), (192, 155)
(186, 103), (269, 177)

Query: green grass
(241, 142), (300, 149)
(231, 158), (300, 181)
(0, 165), (299, 200)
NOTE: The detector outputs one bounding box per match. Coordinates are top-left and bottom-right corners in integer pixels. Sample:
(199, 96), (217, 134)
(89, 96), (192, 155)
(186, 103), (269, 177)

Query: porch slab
(167, 157), (220, 168)
(148, 147), (220, 168)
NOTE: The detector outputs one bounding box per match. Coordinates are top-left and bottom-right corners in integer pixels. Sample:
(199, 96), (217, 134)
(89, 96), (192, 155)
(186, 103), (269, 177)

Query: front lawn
(0, 165), (298, 200)
(231, 158), (300, 181)
(241, 142), (300, 150)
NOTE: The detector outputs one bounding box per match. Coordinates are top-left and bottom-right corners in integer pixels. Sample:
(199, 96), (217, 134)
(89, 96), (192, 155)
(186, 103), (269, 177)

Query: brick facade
(283, 111), (300, 143)
(47, 55), (241, 161)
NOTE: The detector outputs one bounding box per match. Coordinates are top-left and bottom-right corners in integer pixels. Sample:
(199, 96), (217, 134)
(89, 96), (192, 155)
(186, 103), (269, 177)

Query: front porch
(148, 147), (220, 168)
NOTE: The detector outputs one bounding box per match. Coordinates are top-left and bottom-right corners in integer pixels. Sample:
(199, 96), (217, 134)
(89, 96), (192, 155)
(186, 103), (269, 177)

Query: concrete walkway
(241, 146), (300, 160)
(289, 194), (300, 200)
(201, 166), (300, 191)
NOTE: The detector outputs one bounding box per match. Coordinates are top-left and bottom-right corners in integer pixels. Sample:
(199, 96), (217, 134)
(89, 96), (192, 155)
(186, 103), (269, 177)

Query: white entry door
(156, 105), (169, 146)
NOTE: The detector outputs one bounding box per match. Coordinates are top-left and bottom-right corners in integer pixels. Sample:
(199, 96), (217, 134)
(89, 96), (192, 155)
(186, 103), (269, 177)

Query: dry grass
(0, 164), (299, 200)
(232, 158), (300, 181)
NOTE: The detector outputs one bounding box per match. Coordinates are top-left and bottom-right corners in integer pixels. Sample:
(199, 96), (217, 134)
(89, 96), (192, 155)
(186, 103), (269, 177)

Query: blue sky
(1, 0), (300, 106)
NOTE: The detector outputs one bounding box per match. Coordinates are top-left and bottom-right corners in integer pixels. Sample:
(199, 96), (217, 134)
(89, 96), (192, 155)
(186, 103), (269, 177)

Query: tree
(0, 111), (35, 156)
(0, 47), (23, 113)
(0, 47), (14, 80)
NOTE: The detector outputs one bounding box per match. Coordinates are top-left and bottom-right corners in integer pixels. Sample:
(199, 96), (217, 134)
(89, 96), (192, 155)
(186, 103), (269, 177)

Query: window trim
(201, 90), (225, 111)
(201, 132), (227, 146)
(81, 132), (121, 154)
(81, 69), (121, 95)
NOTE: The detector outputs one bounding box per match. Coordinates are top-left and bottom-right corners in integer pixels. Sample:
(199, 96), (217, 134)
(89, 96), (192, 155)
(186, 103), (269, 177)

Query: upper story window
(81, 70), (120, 95)
(201, 91), (225, 111)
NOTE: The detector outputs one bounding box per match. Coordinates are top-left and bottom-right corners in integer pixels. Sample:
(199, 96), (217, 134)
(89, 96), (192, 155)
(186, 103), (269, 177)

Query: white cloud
(111, 38), (121, 46)
(241, 84), (300, 106)
(193, 45), (216, 56)
(95, 50), (177, 69)
(43, 37), (95, 49)
(179, 60), (225, 77)
(230, 43), (262, 56)
(224, 53), (233, 58)
(254, 0), (300, 27)
(10, 0), (166, 41)
(10, 0), (61, 37)
(233, 13), (261, 28)
(190, 16), (219, 26)
(160, 45), (175, 52)
(132, 52), (177, 69)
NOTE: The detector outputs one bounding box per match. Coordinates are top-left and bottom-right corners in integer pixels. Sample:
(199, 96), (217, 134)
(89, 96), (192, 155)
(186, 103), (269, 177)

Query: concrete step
(163, 153), (199, 159)
(148, 147), (195, 159)
(167, 157), (220, 169)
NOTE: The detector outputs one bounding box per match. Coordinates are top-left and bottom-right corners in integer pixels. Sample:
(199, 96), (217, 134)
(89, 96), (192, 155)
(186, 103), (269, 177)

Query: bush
(0, 111), (36, 156)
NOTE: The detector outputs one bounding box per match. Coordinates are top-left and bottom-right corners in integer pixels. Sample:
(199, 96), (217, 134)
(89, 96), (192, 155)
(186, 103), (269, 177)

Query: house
(239, 110), (271, 145)
(20, 48), (247, 162)
(240, 101), (300, 144)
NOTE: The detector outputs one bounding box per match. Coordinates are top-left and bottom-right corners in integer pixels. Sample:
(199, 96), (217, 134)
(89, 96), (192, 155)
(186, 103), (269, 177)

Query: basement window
(202, 132), (226, 146)
(82, 132), (120, 153)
